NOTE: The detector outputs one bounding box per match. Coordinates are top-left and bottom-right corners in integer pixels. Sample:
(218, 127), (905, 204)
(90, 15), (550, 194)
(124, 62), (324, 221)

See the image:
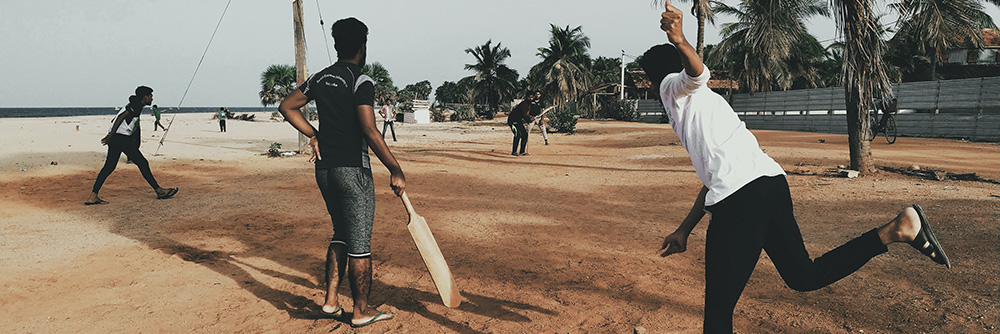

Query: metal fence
(730, 76), (1000, 113)
(634, 77), (1000, 141)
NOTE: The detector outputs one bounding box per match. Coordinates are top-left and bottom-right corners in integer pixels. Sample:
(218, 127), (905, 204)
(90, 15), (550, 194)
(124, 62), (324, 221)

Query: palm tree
(259, 64), (296, 106)
(831, 0), (895, 174)
(656, 0), (716, 57)
(464, 40), (519, 119)
(890, 0), (999, 80)
(362, 62), (398, 103)
(530, 24), (593, 107)
(709, 0), (829, 92)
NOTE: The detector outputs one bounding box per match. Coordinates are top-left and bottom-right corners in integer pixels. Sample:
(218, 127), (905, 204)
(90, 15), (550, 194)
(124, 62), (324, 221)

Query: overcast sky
(2, 0), (997, 107)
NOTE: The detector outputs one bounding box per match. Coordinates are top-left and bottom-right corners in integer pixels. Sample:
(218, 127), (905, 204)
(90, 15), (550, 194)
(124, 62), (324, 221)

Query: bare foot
(877, 206), (921, 245)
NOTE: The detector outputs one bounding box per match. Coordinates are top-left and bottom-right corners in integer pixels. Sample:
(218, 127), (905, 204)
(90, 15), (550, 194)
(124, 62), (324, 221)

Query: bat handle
(400, 192), (417, 217)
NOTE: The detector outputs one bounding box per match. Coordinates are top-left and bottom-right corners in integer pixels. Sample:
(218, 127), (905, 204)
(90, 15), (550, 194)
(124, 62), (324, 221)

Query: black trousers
(92, 134), (160, 193)
(702, 175), (887, 333)
(509, 122), (527, 154)
(381, 120), (396, 141)
(219, 119), (226, 132)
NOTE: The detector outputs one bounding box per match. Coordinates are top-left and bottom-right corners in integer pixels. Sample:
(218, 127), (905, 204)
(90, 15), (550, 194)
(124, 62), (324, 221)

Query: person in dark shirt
(278, 17), (402, 328)
(507, 92), (535, 156)
(86, 86), (178, 205)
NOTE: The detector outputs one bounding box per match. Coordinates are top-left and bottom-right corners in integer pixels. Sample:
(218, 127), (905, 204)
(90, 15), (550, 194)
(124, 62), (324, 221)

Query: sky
(1, 0), (998, 107)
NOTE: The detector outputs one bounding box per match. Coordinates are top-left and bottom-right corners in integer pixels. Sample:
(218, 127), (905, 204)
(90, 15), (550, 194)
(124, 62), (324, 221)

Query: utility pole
(292, 0), (310, 154)
(619, 50), (626, 101)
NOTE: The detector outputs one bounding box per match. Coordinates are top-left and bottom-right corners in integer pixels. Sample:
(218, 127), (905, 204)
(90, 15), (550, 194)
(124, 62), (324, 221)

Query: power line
(177, 0), (233, 109)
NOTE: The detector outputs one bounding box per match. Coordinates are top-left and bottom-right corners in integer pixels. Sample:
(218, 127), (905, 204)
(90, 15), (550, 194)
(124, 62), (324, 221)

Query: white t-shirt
(381, 104), (395, 121)
(108, 106), (138, 136)
(659, 65), (785, 206)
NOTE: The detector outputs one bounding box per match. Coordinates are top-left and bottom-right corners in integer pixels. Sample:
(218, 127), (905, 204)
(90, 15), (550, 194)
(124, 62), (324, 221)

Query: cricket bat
(400, 192), (462, 308)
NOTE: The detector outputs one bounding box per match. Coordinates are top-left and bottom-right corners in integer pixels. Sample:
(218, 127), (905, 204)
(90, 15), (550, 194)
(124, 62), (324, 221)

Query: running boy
(86, 86), (178, 204)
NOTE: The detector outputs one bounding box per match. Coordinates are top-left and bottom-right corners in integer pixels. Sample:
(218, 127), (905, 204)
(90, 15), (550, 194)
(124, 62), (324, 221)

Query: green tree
(362, 62), (398, 103)
(710, 0), (830, 92)
(434, 81), (467, 104)
(591, 56), (622, 87)
(530, 24), (594, 107)
(890, 0), (999, 80)
(464, 40), (520, 119)
(259, 64), (296, 106)
(398, 80), (433, 103)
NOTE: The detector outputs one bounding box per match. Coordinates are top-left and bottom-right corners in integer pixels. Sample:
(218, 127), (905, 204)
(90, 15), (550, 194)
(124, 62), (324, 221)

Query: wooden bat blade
(402, 194), (462, 308)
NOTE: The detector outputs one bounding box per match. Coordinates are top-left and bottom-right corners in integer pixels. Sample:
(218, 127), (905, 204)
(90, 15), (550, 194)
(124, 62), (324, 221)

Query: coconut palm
(464, 40), (519, 119)
(890, 0), (999, 80)
(362, 62), (398, 103)
(259, 64), (296, 106)
(709, 0), (829, 92)
(831, 0), (896, 174)
(530, 24), (593, 107)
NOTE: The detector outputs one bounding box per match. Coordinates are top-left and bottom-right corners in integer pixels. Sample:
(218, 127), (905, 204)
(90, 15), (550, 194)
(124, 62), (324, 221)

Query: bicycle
(868, 104), (898, 144)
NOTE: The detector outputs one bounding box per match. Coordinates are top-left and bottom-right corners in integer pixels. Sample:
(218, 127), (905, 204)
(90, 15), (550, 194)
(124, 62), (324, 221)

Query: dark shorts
(315, 167), (375, 257)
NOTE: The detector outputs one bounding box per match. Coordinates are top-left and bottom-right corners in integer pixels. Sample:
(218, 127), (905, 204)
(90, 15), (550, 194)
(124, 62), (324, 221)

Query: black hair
(332, 17), (368, 59)
(135, 85), (153, 97)
(638, 44), (685, 88)
(152, 104), (158, 108)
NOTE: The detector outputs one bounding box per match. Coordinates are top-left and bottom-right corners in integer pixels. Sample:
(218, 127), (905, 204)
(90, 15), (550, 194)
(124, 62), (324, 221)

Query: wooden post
(292, 0), (311, 154)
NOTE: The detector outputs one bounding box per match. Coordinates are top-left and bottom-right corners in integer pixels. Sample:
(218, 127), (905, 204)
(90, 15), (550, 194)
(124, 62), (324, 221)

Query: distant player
(507, 92), (535, 156)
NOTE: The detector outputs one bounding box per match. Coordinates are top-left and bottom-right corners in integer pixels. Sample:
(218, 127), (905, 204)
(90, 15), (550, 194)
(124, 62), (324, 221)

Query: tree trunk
(292, 0), (311, 154)
(696, 8), (706, 58)
(930, 46), (938, 81)
(845, 86), (875, 174)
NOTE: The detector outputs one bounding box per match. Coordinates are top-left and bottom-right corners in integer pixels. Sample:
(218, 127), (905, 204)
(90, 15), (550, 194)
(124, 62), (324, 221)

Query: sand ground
(1, 112), (997, 333)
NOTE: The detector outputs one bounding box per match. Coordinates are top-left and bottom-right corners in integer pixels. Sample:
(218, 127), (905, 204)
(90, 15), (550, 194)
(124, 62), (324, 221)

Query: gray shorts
(315, 167), (375, 257)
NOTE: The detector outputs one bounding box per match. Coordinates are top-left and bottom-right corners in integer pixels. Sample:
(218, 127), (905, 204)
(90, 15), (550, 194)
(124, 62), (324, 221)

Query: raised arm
(357, 104), (406, 196)
(660, 0), (704, 77)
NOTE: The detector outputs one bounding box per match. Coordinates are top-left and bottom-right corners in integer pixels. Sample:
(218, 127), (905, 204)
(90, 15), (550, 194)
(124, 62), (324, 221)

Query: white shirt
(659, 65), (785, 206)
(380, 104), (395, 121)
(108, 106), (138, 136)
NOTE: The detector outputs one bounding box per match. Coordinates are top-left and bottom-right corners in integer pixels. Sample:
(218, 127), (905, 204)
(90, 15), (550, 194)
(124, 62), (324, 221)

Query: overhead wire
(157, 0), (233, 154)
(315, 0), (334, 63)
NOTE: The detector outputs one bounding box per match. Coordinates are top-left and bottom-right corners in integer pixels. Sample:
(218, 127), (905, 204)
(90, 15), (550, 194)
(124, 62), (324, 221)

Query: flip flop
(157, 187), (179, 199)
(909, 204), (951, 269)
(319, 306), (343, 318)
(84, 199), (109, 205)
(350, 311), (394, 328)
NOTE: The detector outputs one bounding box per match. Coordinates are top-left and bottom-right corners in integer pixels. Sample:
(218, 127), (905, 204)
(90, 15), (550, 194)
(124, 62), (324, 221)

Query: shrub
(450, 105), (476, 122)
(430, 107), (447, 122)
(548, 103), (580, 134)
(598, 100), (639, 121)
(267, 142), (282, 157)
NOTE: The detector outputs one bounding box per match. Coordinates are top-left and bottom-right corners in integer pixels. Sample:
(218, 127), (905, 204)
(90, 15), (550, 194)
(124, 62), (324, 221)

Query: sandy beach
(1, 112), (997, 333)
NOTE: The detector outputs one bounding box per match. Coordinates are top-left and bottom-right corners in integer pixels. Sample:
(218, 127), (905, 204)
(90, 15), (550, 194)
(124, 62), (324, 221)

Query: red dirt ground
(2, 120), (997, 333)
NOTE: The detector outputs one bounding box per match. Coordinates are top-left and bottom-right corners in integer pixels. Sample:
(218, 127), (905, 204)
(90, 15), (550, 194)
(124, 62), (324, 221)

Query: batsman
(649, 1), (951, 333)
(279, 17), (402, 328)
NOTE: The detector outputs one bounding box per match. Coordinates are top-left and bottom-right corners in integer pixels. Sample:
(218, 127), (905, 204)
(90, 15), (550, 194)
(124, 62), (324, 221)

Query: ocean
(0, 106), (278, 118)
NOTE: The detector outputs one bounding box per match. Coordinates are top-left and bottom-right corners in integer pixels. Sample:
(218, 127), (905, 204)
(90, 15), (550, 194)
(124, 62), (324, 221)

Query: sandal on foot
(319, 306), (343, 318)
(350, 311), (394, 328)
(909, 204), (951, 269)
(84, 199), (109, 205)
(157, 187), (179, 199)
